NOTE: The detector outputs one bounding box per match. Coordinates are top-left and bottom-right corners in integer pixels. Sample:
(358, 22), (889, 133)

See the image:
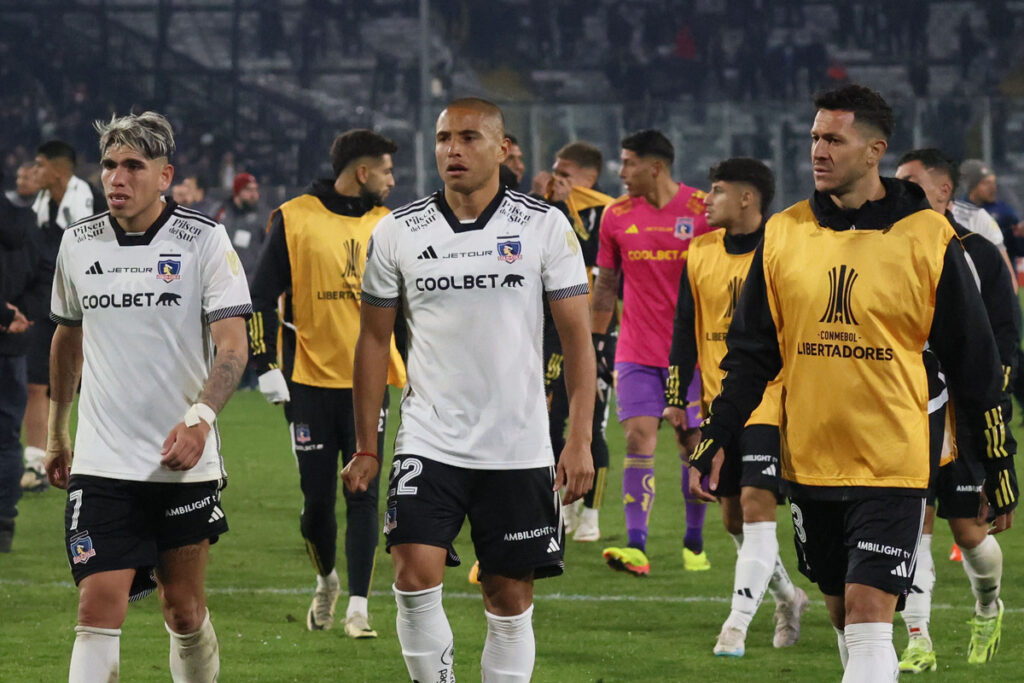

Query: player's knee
(77, 583), (128, 629)
(949, 517), (988, 549)
(160, 588), (206, 633)
(623, 428), (655, 454)
(739, 488), (777, 523)
(301, 499), (336, 526)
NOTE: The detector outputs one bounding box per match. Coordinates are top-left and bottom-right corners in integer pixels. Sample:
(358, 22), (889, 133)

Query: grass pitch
(1, 389), (1019, 681)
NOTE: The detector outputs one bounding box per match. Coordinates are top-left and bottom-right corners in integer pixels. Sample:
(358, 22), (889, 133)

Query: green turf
(1, 389), (1019, 681)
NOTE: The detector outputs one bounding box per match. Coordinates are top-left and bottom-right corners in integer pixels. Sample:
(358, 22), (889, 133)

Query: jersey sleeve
(361, 213), (402, 307)
(49, 230), (83, 326)
(594, 205), (620, 271)
(200, 224), (253, 322)
(666, 262), (697, 408)
(540, 211), (589, 300)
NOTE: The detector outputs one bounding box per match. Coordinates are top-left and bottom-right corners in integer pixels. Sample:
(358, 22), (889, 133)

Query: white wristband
(184, 403), (217, 428)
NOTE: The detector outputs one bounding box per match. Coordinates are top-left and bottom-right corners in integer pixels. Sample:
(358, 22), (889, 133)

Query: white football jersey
(50, 200), (252, 483)
(362, 187), (589, 470)
(951, 200), (1004, 248)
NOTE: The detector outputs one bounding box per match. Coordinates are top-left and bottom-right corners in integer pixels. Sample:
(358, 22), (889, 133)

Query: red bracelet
(353, 451), (379, 461)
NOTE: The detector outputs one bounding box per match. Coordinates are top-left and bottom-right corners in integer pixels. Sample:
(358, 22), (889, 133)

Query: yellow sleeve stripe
(1003, 366), (1012, 392)
(248, 311), (267, 356)
(996, 469), (1015, 508)
(689, 438), (714, 463)
(983, 406), (1009, 459)
(666, 365), (681, 404)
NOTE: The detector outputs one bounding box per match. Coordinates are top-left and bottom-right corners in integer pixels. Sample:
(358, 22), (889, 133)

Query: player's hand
(531, 171), (553, 197)
(44, 432), (73, 489)
(3, 304), (31, 334)
(662, 405), (689, 430)
(978, 489), (1015, 534)
(341, 455), (380, 494)
(592, 334), (614, 385)
(161, 421), (210, 471)
(687, 459), (717, 502)
(549, 175), (573, 203)
(690, 447), (725, 499)
(554, 436), (595, 505)
(258, 368), (290, 404)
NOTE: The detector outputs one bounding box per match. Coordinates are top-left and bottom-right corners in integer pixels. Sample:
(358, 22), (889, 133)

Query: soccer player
(248, 129), (407, 638)
(502, 132), (526, 187)
(691, 85), (1017, 682)
(947, 159), (1016, 287)
(893, 148), (1018, 671)
(534, 140), (615, 542)
(21, 140), (105, 492)
(666, 158), (808, 657)
(44, 111), (251, 682)
(594, 129), (711, 576)
(342, 97), (595, 682)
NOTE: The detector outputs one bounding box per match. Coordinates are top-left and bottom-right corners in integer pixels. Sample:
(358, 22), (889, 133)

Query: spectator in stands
(0, 176), (51, 552)
(4, 161), (39, 208)
(215, 173), (265, 390)
(961, 159), (1024, 262)
(20, 140), (104, 493)
(175, 173), (216, 216)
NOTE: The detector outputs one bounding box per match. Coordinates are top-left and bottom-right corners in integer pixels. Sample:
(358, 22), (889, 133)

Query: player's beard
(359, 186), (385, 207)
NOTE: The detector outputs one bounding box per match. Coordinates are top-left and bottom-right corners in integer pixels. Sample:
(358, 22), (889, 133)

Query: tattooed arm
(199, 316), (249, 412)
(160, 316), (248, 470)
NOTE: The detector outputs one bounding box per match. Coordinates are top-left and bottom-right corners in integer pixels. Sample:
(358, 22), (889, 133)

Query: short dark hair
(557, 141), (603, 171)
(708, 157), (776, 214)
(505, 133), (519, 146)
(621, 129), (674, 165)
(330, 129), (398, 178)
(813, 85), (894, 140)
(445, 97), (506, 138)
(184, 173), (208, 191)
(37, 139), (77, 166)
(897, 148), (958, 195)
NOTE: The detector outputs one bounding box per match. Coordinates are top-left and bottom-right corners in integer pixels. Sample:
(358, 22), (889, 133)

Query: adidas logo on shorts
(547, 537), (560, 554)
(208, 505), (224, 524)
(890, 561), (910, 578)
(761, 464), (776, 477)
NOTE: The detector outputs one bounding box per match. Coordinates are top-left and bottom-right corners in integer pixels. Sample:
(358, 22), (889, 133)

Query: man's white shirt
(362, 187), (589, 470)
(951, 199), (1005, 248)
(50, 200), (252, 483)
(32, 175), (96, 229)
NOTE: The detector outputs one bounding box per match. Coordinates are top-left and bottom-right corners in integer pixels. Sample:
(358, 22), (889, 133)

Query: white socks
(724, 522), (777, 634)
(167, 609), (219, 683)
(901, 533), (934, 644)
(834, 626), (848, 669)
(70, 625), (120, 683)
(347, 595), (368, 619)
(24, 445), (46, 469)
(842, 623), (897, 682)
(482, 605), (535, 683)
(394, 584), (454, 682)
(962, 535), (1003, 617)
(768, 551), (797, 604)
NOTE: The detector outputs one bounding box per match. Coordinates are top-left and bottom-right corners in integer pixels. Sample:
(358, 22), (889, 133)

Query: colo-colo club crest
(497, 237), (522, 263)
(157, 254), (182, 283)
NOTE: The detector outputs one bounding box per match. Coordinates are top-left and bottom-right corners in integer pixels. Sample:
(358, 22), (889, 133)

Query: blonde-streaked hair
(95, 111), (175, 160)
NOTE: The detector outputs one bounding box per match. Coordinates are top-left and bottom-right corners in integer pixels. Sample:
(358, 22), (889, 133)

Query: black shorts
(26, 317), (57, 385)
(383, 455), (564, 580)
(930, 457), (984, 520)
(789, 495), (925, 602)
(715, 423), (782, 500)
(65, 475), (227, 598)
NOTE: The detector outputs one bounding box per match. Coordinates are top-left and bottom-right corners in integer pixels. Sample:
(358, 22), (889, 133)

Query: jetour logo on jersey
(156, 254), (182, 283)
(497, 237), (522, 263)
(819, 264), (858, 325)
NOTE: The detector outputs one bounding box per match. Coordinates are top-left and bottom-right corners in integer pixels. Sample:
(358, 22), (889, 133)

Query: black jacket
(0, 194), (52, 355)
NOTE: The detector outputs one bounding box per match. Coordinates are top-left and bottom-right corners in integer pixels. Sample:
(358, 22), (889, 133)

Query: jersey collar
(110, 198), (175, 247)
(435, 185), (506, 233)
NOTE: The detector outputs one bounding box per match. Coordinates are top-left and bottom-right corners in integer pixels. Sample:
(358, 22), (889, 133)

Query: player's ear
(866, 138), (888, 167)
(356, 163), (370, 185)
(159, 162), (175, 192)
(498, 136), (510, 164)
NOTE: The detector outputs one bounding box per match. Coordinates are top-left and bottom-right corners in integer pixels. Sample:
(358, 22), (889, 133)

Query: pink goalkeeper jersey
(596, 183), (710, 367)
